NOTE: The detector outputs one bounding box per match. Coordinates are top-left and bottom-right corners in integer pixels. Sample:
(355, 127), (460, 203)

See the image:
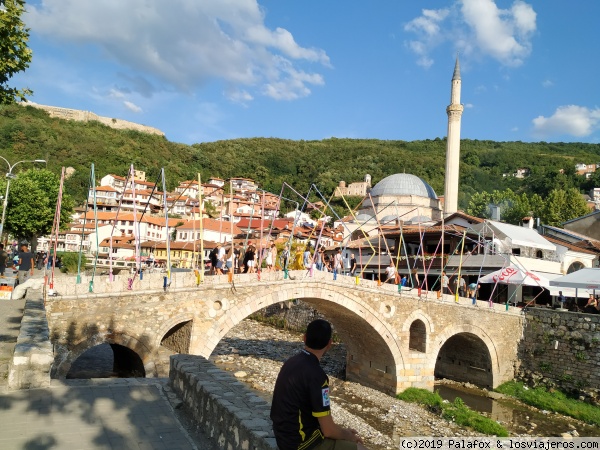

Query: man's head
(21, 243), (28, 251)
(304, 319), (332, 351)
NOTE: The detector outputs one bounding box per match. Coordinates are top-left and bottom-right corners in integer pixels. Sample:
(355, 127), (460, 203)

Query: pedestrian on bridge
(271, 319), (367, 450)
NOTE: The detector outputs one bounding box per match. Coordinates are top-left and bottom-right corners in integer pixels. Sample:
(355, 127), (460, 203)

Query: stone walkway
(0, 297), (25, 384)
(0, 379), (199, 450)
(0, 271), (213, 450)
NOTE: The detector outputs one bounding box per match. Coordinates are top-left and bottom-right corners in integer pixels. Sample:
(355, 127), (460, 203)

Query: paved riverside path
(0, 379), (202, 450)
(1, 270), (213, 450)
(0, 297), (25, 381)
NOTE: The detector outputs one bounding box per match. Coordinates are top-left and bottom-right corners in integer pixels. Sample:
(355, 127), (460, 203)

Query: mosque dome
(408, 215), (432, 224)
(355, 213), (374, 222)
(370, 174), (438, 199)
(381, 214), (401, 223)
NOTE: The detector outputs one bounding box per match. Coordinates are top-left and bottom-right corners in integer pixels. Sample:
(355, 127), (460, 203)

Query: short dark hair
(305, 319), (332, 350)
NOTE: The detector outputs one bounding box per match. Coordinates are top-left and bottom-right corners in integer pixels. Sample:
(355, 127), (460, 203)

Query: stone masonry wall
(8, 294), (53, 389)
(161, 320), (192, 354)
(518, 308), (600, 396)
(169, 354), (276, 450)
(23, 102), (165, 136)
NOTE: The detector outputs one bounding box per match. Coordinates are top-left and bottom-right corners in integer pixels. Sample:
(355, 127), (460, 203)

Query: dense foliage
(1, 105), (599, 223)
(0, 0), (32, 103)
(0, 168), (74, 241)
(466, 187), (590, 226)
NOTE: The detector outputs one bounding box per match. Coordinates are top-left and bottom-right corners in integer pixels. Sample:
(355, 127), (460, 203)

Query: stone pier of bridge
(44, 270), (524, 394)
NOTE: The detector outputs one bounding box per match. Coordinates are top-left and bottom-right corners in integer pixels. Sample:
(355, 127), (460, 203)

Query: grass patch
(496, 381), (600, 426)
(398, 388), (508, 436)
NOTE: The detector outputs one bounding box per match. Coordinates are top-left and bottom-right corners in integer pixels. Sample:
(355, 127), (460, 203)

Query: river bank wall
(518, 308), (600, 401)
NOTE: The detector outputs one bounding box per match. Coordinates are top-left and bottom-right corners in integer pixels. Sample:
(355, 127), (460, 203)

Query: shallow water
(436, 383), (600, 437)
(66, 343), (117, 378)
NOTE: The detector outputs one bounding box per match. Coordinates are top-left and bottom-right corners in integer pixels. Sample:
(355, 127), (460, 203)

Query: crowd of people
(206, 242), (362, 277)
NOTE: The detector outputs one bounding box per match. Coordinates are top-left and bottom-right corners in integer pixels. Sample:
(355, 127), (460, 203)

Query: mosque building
(341, 57), (462, 234)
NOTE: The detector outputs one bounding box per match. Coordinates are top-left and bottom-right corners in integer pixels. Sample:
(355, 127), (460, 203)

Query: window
(536, 250), (543, 259)
(512, 248), (521, 256)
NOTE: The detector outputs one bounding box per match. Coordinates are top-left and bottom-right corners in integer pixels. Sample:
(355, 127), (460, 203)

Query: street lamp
(0, 157), (46, 240)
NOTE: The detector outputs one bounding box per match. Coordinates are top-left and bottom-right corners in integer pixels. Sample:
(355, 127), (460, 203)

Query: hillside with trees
(1, 104), (600, 223)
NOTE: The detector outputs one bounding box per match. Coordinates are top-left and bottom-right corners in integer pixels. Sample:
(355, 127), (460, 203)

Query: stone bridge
(45, 270), (524, 394)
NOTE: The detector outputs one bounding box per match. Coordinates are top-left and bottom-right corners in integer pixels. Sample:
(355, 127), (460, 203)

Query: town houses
(33, 165), (600, 311)
(36, 170), (346, 269)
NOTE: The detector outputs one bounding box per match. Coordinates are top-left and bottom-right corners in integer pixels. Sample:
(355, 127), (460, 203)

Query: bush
(56, 252), (87, 274)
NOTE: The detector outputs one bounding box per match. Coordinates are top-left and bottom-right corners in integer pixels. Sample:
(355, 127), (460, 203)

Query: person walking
(280, 244), (290, 271)
(333, 248), (343, 276)
(384, 260), (397, 284)
(349, 253), (357, 276)
(303, 245), (312, 270)
(271, 319), (367, 450)
(458, 275), (466, 297)
(245, 244), (257, 273)
(0, 243), (10, 276)
(314, 247), (323, 271)
(17, 243), (35, 285)
(441, 271), (450, 298)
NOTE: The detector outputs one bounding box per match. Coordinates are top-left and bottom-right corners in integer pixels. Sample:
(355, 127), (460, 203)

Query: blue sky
(13, 0), (600, 145)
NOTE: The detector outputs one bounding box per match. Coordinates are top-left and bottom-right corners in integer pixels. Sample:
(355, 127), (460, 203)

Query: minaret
(443, 56), (464, 216)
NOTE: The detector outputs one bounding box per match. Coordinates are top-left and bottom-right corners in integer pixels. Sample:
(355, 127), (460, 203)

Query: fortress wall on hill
(23, 102), (165, 137)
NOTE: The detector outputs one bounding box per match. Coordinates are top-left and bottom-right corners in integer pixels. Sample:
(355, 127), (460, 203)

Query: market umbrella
(478, 265), (550, 288)
(548, 268), (600, 290)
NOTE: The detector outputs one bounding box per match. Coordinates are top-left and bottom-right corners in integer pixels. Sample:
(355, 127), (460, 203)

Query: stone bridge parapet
(170, 354), (276, 450)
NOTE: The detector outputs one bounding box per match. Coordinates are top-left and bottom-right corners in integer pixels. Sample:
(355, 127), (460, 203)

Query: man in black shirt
(271, 319), (366, 450)
(17, 243), (35, 285)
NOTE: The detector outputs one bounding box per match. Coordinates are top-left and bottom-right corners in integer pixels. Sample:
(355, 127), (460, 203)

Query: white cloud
(123, 101), (142, 113)
(532, 105), (600, 138)
(404, 8), (449, 67)
(404, 9), (450, 36)
(461, 0), (536, 66)
(542, 79), (553, 88)
(404, 0), (536, 68)
(225, 89), (254, 105)
(26, 0), (329, 102)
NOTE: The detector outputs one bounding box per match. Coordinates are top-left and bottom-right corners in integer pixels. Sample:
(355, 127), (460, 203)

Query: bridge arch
(430, 323), (500, 388)
(193, 284), (405, 394)
(53, 331), (157, 379)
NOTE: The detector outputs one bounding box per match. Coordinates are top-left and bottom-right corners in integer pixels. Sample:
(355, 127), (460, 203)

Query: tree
(501, 192), (544, 225)
(0, 0), (33, 104)
(203, 200), (219, 219)
(466, 189), (516, 220)
(0, 169), (73, 242)
(540, 188), (590, 226)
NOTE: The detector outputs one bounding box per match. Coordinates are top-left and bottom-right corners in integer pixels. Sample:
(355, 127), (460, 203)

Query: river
(65, 319), (600, 445)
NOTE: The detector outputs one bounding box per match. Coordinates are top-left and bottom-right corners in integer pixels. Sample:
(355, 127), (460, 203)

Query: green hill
(1, 104), (599, 209)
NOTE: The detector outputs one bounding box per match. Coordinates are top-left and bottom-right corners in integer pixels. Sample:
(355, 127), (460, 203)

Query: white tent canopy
(478, 266), (550, 288)
(549, 268), (600, 290)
